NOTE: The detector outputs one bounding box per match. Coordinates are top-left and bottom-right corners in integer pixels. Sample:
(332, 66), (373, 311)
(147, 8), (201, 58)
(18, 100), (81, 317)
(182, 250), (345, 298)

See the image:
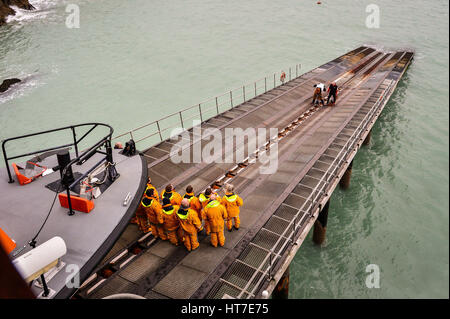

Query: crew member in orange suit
(221, 184), (244, 232)
(199, 187), (221, 235)
(146, 177), (159, 202)
(161, 184), (182, 206)
(183, 185), (202, 220)
(176, 199), (203, 251)
(142, 189), (164, 239)
(131, 177), (159, 225)
(204, 194), (228, 247)
(135, 198), (151, 233)
(161, 197), (181, 245)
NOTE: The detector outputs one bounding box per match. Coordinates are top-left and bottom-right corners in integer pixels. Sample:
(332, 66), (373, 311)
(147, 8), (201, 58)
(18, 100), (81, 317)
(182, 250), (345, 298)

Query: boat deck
(0, 149), (147, 298)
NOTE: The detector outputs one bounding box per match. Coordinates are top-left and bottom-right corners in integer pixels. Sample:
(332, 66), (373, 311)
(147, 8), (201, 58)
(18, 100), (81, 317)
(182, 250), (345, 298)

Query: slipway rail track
(74, 46), (413, 299)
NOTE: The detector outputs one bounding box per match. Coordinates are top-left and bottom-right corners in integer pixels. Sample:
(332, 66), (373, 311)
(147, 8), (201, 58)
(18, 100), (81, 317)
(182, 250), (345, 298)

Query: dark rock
(0, 0), (34, 26)
(7, 0), (35, 11)
(0, 78), (21, 93)
(0, 2), (15, 26)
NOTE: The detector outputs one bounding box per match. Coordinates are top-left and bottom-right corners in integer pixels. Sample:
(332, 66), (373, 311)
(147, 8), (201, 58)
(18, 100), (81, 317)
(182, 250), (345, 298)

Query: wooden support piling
(272, 266), (290, 299)
(339, 159), (353, 189)
(363, 129), (372, 146)
(313, 200), (329, 245)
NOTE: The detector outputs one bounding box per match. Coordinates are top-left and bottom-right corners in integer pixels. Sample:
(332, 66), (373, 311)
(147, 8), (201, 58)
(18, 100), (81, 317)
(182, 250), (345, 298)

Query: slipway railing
(112, 64), (301, 148)
(240, 80), (396, 299)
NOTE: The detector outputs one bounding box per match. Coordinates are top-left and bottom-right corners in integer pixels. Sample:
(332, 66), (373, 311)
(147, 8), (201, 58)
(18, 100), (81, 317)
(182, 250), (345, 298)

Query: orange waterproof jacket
(161, 190), (182, 206)
(198, 193), (209, 209)
(198, 193), (221, 209)
(183, 193), (202, 214)
(145, 183), (159, 202)
(135, 202), (147, 217)
(162, 205), (180, 231)
(221, 193), (243, 218)
(143, 198), (163, 225)
(199, 193), (221, 221)
(176, 207), (202, 234)
(204, 200), (228, 232)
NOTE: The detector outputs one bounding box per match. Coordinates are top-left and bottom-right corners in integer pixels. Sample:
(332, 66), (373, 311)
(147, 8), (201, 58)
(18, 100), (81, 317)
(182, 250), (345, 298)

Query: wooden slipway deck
(75, 46), (414, 299)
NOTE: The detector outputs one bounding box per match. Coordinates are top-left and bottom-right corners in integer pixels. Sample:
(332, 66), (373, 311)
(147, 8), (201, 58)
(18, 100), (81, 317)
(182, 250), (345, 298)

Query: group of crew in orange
(134, 178), (243, 251)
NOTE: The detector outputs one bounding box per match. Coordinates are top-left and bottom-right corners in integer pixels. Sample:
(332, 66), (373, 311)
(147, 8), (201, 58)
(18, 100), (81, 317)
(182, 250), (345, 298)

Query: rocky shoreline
(0, 0), (35, 26)
(0, 78), (21, 93)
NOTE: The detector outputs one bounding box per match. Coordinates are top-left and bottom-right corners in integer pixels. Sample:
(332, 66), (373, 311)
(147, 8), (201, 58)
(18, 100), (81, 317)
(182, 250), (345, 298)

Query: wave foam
(0, 66), (56, 104)
(6, 0), (58, 24)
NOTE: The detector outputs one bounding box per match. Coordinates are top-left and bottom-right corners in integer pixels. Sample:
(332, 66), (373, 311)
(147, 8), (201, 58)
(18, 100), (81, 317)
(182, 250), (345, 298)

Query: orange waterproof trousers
(226, 216), (240, 230)
(210, 230), (225, 247)
(164, 229), (179, 245)
(150, 223), (165, 239)
(137, 215), (150, 233)
(178, 229), (200, 251)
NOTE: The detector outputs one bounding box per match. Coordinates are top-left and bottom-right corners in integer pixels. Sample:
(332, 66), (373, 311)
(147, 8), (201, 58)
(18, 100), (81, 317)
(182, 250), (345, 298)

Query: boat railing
(1, 123), (114, 184)
(112, 64), (302, 149)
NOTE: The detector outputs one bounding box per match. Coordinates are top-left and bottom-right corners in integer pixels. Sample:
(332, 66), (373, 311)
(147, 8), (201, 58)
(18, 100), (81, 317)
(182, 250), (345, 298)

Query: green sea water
(0, 0), (448, 298)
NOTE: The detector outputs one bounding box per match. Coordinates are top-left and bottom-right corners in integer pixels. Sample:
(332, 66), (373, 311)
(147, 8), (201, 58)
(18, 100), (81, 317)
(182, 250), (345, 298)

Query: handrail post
(66, 187), (74, 216)
(105, 139), (113, 163)
(156, 121), (163, 141)
(198, 104), (203, 122)
(289, 67), (291, 81)
(215, 97), (219, 114)
(254, 82), (257, 97)
(296, 64), (298, 77)
(291, 216), (296, 244)
(71, 126), (79, 158)
(230, 91), (233, 108)
(264, 77), (267, 92)
(179, 111), (184, 129)
(243, 86), (246, 102)
(273, 73), (276, 87)
(2, 142), (14, 183)
(268, 251), (273, 279)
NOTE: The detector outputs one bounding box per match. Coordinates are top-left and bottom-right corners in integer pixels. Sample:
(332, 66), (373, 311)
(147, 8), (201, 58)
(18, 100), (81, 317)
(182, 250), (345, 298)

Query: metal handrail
(112, 64), (301, 147)
(241, 80), (395, 298)
(2, 123), (114, 184)
(231, 56), (397, 298)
